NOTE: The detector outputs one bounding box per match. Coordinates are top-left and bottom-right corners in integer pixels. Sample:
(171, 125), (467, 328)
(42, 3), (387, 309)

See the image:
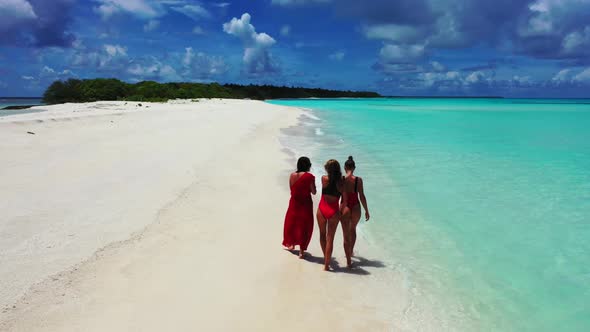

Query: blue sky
(1, 0), (590, 97)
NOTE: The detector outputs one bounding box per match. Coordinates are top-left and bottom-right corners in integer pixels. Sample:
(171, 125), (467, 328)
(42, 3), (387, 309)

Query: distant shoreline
(1, 105), (38, 110)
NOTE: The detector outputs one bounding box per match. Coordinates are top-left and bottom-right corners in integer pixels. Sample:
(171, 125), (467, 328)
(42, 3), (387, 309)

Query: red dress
(282, 172), (315, 251)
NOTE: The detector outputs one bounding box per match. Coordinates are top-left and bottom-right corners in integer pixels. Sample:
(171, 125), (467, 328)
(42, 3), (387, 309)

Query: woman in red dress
(282, 156), (317, 258)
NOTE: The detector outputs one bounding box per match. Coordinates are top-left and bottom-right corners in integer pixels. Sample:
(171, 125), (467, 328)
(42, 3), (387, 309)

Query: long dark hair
(324, 159), (342, 188)
(296, 156), (311, 172)
(344, 155), (356, 171)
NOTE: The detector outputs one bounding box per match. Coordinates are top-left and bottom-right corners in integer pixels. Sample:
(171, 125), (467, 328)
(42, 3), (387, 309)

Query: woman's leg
(324, 215), (340, 271)
(340, 207), (352, 267)
(316, 209), (327, 256)
(350, 205), (362, 256)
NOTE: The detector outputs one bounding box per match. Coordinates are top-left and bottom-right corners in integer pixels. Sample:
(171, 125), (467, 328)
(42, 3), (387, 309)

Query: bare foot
(286, 245), (294, 250)
(323, 266), (331, 271)
(299, 251), (305, 259)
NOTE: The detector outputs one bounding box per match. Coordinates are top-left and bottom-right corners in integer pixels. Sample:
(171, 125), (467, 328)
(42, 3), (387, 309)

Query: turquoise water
(269, 98), (590, 331)
(0, 98), (43, 117)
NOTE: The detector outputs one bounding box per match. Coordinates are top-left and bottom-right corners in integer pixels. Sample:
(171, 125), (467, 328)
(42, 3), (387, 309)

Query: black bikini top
(349, 176), (359, 193)
(322, 178), (341, 197)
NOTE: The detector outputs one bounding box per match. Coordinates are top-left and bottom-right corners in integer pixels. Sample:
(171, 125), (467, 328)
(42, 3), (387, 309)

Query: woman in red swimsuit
(341, 156), (370, 266)
(282, 157), (317, 258)
(317, 159), (346, 271)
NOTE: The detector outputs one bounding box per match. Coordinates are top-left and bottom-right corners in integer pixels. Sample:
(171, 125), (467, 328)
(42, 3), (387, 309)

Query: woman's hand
(365, 211), (370, 221)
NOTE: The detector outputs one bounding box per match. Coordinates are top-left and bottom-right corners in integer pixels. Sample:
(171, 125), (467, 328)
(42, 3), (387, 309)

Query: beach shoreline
(0, 99), (398, 331)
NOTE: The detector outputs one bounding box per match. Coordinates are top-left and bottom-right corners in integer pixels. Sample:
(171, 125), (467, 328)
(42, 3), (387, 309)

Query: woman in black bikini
(341, 156), (370, 265)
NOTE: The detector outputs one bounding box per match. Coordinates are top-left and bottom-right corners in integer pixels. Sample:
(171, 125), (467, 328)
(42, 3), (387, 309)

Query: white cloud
(552, 68), (572, 82)
(465, 71), (491, 85)
(379, 44), (425, 64)
(0, 0), (37, 29)
(329, 51), (345, 61)
(212, 2), (230, 8)
(573, 67), (590, 82)
(363, 24), (424, 44)
(415, 70), (462, 88)
(40, 65), (55, 77)
(171, 4), (210, 21)
(430, 61), (446, 72)
(71, 44), (129, 71)
(20, 65), (77, 86)
(127, 59), (182, 81)
(0, 0), (36, 18)
(182, 47), (228, 78)
(144, 19), (160, 32)
(94, 0), (161, 20)
(280, 25), (291, 36)
(562, 26), (590, 55)
(104, 44), (127, 57)
(512, 75), (532, 85)
(551, 67), (590, 84)
(223, 13), (279, 75)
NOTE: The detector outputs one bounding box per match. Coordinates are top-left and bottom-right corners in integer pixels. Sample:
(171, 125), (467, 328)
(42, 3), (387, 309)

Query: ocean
(0, 98), (43, 117)
(269, 98), (590, 331)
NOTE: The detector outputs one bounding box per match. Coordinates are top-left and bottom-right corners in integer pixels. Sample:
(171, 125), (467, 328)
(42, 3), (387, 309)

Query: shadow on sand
(285, 249), (385, 275)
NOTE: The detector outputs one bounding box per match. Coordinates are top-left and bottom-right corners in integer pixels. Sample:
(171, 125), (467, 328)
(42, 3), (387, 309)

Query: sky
(1, 0), (590, 97)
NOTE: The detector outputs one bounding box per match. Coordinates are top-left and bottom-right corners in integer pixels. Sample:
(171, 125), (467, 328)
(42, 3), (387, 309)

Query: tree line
(42, 78), (381, 104)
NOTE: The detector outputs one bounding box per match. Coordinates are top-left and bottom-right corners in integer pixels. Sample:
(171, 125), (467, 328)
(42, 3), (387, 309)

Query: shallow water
(0, 98), (43, 117)
(269, 98), (590, 331)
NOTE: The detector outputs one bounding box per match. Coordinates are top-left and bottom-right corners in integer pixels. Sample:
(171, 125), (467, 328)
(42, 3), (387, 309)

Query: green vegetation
(42, 78), (380, 104)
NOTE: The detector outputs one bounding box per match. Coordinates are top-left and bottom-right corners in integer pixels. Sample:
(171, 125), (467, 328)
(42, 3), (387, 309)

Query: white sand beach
(0, 100), (401, 331)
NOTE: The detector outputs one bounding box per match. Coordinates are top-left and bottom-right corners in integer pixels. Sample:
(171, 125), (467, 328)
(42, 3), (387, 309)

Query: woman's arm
(310, 175), (317, 195)
(339, 179), (348, 210)
(358, 178), (370, 221)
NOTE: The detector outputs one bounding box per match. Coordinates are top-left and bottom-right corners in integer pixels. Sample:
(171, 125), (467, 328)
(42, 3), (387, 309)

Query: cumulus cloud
(71, 44), (130, 72)
(182, 47), (229, 78)
(382, 44), (425, 62)
(552, 68), (573, 82)
(280, 0), (590, 67)
(20, 65), (77, 87)
(363, 24), (426, 44)
(223, 13), (279, 76)
(377, 59), (566, 95)
(127, 59), (182, 82)
(465, 70), (491, 85)
(0, 0), (36, 23)
(573, 67), (590, 82)
(104, 44), (127, 57)
(0, 0), (75, 47)
(430, 61), (446, 72)
(562, 26), (590, 56)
